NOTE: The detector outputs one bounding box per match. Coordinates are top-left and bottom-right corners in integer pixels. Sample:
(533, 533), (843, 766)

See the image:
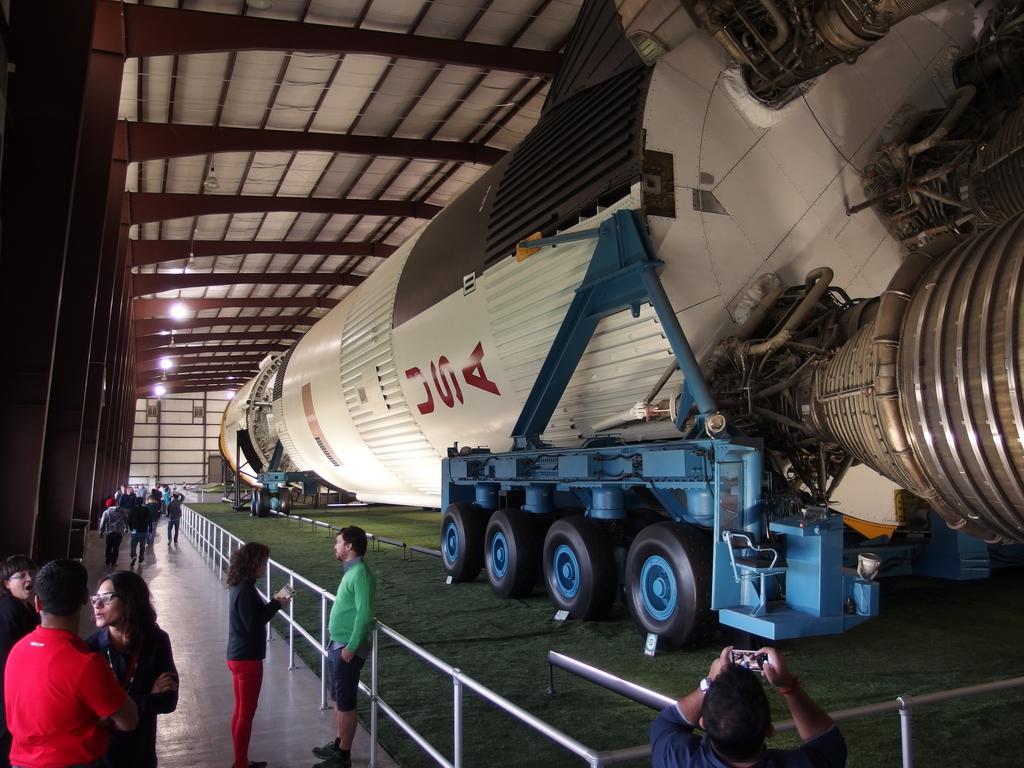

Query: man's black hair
(34, 559), (88, 617)
(339, 526), (368, 557)
(703, 664), (771, 762)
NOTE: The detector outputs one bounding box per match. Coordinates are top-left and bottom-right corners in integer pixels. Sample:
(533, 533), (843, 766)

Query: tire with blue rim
(441, 502), (486, 582)
(542, 516), (616, 620)
(485, 508), (542, 598)
(624, 522), (714, 649)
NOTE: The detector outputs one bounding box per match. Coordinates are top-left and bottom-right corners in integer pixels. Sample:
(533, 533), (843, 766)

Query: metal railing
(263, 509), (441, 560)
(548, 651), (1024, 768)
(180, 506), (649, 767)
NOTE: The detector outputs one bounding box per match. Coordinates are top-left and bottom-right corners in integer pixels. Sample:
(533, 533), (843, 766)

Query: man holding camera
(651, 646), (846, 768)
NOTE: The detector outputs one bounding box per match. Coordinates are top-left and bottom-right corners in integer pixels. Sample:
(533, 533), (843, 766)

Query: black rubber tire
(542, 516), (616, 620)
(485, 509), (543, 598)
(627, 507), (665, 533)
(278, 489), (292, 516)
(440, 502), (486, 582)
(252, 488), (264, 518)
(624, 522), (715, 650)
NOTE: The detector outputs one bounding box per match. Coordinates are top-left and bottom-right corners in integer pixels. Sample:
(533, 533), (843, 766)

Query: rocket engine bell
(805, 215), (1024, 543)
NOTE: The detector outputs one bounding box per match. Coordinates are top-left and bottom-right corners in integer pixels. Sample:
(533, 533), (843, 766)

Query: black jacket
(127, 505), (151, 532)
(145, 501), (161, 524)
(227, 580), (281, 661)
(0, 595), (39, 742)
(86, 626), (178, 768)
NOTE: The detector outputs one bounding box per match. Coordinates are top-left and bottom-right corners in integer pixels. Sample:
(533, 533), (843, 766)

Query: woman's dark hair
(101, 570), (157, 651)
(226, 543), (270, 586)
(703, 665), (772, 762)
(0, 555), (37, 597)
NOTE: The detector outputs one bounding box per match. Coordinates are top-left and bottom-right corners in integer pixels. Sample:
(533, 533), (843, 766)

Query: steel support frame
(0, 0), (103, 556)
(442, 439), (762, 523)
(37, 1), (126, 561)
(78, 119), (130, 529)
(510, 209), (718, 449)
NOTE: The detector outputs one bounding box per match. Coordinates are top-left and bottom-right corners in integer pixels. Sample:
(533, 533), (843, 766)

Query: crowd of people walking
(98, 486), (184, 568)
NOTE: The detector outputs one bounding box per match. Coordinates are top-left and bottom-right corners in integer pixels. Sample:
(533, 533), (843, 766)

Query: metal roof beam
(124, 121), (506, 165)
(139, 382), (244, 396)
(137, 353), (269, 373)
(135, 314), (315, 336)
(129, 239), (396, 267)
(133, 297), (338, 317)
(127, 192), (441, 224)
(138, 370), (258, 384)
(121, 2), (561, 76)
(132, 272), (362, 297)
(137, 343), (290, 363)
(137, 330), (304, 351)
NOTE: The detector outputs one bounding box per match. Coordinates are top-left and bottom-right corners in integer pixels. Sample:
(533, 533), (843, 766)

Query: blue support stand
(914, 510), (992, 580)
(441, 208), (878, 643)
(510, 210), (718, 450)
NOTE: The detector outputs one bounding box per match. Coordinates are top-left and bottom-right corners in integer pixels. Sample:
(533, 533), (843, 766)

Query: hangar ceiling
(125, 0), (581, 397)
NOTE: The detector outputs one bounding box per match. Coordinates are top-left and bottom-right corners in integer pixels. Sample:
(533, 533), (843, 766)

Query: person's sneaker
(130, 557), (136, 566)
(312, 741), (342, 759)
(248, 761), (268, 768)
(312, 756), (350, 768)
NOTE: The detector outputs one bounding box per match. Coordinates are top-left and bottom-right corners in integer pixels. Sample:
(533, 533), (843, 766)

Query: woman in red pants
(225, 542), (290, 768)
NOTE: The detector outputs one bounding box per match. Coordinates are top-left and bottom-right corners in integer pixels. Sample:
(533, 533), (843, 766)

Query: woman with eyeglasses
(86, 570), (178, 768)
(0, 556), (39, 768)
(226, 542), (290, 768)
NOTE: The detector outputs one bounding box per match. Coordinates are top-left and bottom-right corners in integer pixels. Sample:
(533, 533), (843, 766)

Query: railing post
(898, 696), (913, 768)
(370, 624), (378, 768)
(320, 593), (328, 711)
(288, 574), (295, 670)
(266, 564), (273, 643)
(218, 527), (223, 579)
(453, 669), (463, 768)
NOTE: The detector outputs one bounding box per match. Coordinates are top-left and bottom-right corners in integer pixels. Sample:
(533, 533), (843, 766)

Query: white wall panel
(129, 395), (226, 485)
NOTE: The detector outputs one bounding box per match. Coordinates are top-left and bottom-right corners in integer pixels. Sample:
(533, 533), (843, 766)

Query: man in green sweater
(313, 526), (377, 768)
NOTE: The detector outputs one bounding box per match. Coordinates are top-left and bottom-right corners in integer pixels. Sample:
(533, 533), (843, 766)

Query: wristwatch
(699, 676), (713, 693)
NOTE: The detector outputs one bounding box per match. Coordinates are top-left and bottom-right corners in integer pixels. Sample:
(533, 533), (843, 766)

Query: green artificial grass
(191, 502), (1024, 768)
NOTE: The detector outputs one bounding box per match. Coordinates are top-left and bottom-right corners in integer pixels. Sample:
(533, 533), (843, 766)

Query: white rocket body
(222, 4), (980, 520)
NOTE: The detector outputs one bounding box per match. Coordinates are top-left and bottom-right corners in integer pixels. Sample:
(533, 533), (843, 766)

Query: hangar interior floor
(80, 522), (397, 768)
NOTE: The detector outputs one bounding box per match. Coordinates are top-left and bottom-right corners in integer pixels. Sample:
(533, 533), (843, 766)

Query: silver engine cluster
(685, 0), (945, 102)
(856, 2), (1024, 248)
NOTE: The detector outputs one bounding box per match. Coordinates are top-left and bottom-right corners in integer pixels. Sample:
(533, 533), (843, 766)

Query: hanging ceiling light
(170, 302), (188, 320)
(154, 384), (167, 397)
(159, 357), (173, 370)
(248, 0), (272, 10)
(203, 164), (219, 191)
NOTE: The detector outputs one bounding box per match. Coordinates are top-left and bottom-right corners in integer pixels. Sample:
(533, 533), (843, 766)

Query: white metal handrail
(180, 505), (648, 767)
(263, 509), (441, 558)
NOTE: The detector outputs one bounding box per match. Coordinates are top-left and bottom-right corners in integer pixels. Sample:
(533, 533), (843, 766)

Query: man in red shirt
(5, 560), (138, 768)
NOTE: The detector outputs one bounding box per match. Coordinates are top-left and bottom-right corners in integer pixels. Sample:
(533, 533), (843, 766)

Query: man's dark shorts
(328, 644), (365, 711)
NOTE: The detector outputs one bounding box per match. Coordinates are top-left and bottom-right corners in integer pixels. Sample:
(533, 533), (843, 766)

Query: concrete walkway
(81, 518), (396, 768)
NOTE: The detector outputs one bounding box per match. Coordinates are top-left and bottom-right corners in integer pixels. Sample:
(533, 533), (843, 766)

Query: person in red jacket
(225, 543), (290, 768)
(4, 559), (138, 768)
